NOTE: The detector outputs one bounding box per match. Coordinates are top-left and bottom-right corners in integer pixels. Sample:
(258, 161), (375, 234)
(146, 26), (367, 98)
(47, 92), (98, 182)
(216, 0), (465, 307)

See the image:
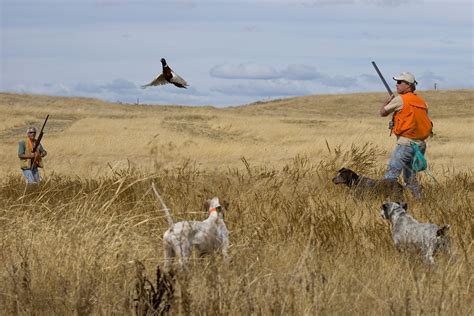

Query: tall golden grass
(0, 90), (472, 314)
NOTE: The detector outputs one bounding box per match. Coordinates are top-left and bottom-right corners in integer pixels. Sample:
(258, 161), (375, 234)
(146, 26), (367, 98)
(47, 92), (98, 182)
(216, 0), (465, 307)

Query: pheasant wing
(141, 74), (168, 88)
(169, 71), (189, 88)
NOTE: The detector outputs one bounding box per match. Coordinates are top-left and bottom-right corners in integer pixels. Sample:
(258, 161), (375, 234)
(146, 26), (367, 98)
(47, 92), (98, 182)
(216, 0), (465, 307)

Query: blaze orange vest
(20, 138), (44, 169)
(392, 93), (432, 140)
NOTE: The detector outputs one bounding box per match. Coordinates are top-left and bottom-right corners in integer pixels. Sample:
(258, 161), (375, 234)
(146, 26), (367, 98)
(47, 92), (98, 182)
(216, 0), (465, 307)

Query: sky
(1, 0), (472, 107)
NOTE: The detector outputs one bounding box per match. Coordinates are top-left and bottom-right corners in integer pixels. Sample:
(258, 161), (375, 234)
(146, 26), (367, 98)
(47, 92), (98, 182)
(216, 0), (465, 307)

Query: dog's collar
(390, 205), (406, 217)
(209, 206), (225, 217)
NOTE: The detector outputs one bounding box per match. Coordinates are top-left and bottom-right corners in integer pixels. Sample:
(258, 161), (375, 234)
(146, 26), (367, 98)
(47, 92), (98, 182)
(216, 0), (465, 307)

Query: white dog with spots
(380, 201), (451, 264)
(152, 183), (229, 272)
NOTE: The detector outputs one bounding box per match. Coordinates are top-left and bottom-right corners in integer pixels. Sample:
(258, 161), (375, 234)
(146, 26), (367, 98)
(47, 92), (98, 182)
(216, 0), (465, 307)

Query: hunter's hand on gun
(31, 151), (41, 166)
(28, 149), (42, 159)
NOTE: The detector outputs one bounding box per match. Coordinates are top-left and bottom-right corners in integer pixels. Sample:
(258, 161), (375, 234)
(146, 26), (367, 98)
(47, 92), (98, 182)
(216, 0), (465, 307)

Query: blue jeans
(384, 143), (426, 198)
(22, 167), (41, 184)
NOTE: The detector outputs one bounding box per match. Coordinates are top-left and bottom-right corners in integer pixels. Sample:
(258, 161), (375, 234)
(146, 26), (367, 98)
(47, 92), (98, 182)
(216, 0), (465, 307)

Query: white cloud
(209, 63), (358, 88)
(281, 64), (323, 81)
(10, 83), (72, 96)
(416, 71), (446, 90)
(360, 0), (417, 7)
(74, 79), (138, 95)
(75, 83), (104, 94)
(300, 0), (355, 7)
(211, 79), (310, 97)
(319, 75), (357, 88)
(210, 64), (280, 80)
(102, 79), (137, 93)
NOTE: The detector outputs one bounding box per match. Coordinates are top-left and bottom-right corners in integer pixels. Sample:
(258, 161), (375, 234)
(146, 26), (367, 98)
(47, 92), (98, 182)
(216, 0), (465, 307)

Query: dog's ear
(380, 203), (389, 219)
(222, 200), (230, 211)
(436, 224), (450, 237)
(399, 202), (408, 210)
(203, 199), (211, 212)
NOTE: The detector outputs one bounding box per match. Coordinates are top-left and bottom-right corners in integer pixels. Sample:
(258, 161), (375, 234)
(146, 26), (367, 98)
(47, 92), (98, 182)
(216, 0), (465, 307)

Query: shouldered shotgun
(31, 114), (49, 170)
(371, 61), (395, 135)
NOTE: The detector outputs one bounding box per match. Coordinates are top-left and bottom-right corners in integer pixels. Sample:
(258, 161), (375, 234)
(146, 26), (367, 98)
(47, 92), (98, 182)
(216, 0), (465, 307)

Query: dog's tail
(152, 182), (174, 227)
(436, 224), (450, 237)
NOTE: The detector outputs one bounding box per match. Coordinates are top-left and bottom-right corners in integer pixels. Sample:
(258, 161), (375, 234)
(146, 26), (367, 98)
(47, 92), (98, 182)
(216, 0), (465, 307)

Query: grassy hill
(0, 90), (472, 314)
(1, 89), (473, 177)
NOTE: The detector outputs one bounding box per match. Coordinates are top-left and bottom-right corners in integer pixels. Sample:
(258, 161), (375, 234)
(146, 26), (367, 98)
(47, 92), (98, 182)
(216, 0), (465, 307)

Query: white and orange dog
(152, 183), (229, 272)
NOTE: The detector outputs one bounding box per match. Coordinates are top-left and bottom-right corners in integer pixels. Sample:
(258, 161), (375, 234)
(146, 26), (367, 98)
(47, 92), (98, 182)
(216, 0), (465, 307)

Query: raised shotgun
(31, 114), (49, 170)
(371, 61), (393, 96)
(371, 61), (395, 135)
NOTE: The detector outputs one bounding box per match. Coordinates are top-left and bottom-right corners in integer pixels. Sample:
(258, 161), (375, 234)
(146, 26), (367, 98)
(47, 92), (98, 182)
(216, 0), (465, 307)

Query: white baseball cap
(393, 72), (417, 85)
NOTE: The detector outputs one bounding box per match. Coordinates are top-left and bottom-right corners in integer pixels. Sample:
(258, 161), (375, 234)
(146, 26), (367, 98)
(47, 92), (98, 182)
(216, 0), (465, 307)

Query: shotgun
(371, 61), (395, 135)
(371, 61), (394, 96)
(31, 114), (49, 170)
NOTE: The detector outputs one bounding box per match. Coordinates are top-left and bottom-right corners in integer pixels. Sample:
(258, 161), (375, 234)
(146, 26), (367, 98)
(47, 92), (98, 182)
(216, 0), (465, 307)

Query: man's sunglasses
(28, 131), (36, 134)
(396, 80), (408, 85)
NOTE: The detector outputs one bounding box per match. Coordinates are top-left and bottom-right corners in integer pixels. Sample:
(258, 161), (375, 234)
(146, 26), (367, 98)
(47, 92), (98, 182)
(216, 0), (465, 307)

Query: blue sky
(1, 0), (472, 107)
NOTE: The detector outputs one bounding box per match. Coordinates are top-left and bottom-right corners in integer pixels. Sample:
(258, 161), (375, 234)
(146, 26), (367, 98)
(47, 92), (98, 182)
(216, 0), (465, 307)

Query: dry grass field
(0, 90), (472, 315)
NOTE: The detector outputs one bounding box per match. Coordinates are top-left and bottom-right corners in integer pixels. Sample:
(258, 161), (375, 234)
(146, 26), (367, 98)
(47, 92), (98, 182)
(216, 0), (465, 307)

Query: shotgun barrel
(371, 62), (395, 135)
(371, 61), (393, 96)
(31, 114), (49, 169)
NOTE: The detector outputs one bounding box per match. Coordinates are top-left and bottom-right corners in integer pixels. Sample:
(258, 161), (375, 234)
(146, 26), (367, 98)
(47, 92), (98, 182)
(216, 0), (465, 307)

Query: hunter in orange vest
(379, 72), (432, 199)
(18, 126), (47, 184)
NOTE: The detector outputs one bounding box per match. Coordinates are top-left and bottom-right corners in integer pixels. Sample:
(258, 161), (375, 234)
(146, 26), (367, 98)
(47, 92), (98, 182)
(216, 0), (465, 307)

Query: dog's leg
(443, 238), (453, 257)
(393, 235), (402, 250)
(436, 236), (453, 258)
(221, 238), (229, 262)
(422, 244), (436, 265)
(425, 254), (435, 265)
(163, 244), (175, 273)
(222, 226), (230, 261)
(175, 240), (192, 271)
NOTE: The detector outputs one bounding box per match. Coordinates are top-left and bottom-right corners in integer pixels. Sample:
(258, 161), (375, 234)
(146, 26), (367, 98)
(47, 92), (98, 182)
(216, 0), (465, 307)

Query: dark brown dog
(332, 167), (404, 200)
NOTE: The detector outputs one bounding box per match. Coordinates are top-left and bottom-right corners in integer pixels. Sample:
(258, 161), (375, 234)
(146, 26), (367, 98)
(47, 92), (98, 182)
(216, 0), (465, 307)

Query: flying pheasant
(141, 58), (189, 89)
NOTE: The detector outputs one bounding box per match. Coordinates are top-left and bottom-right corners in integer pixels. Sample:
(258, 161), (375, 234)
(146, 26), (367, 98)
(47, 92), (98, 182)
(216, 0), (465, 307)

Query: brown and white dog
(152, 184), (229, 273)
